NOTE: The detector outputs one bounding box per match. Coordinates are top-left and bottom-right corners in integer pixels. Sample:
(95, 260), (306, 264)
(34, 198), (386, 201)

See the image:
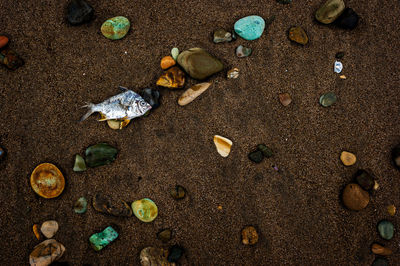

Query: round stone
(377, 220), (394, 240)
(354, 169), (374, 190)
(101, 16), (130, 40)
(279, 93), (292, 106)
(288, 26), (309, 45)
(248, 150), (263, 163)
(170, 185), (186, 200)
(66, 0), (94, 25)
(242, 226), (258, 245)
(132, 198), (158, 222)
(315, 0), (345, 24)
(157, 229), (172, 243)
(0, 36), (9, 49)
(40, 220), (59, 238)
(167, 245), (184, 263)
(30, 163), (65, 199)
(335, 8), (359, 29)
(234, 15), (265, 41)
(342, 183), (369, 211)
(74, 197), (88, 214)
(171, 47), (179, 61)
(319, 92), (337, 107)
(340, 151), (356, 166)
(236, 45), (252, 58)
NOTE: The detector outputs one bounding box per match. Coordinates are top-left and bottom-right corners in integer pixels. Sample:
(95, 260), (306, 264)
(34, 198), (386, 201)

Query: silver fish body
(80, 89), (152, 122)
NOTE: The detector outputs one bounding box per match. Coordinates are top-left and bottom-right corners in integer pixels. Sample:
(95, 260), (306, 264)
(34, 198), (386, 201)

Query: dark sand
(1, 0), (400, 265)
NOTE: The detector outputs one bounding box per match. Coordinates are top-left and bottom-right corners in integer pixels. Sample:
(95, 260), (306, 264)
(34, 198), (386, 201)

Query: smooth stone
(30, 163), (65, 199)
(213, 29), (232, 43)
(89, 226), (118, 251)
(29, 239), (66, 266)
(342, 183), (369, 211)
(85, 143), (118, 168)
(73, 154), (86, 172)
(157, 229), (172, 243)
(354, 169), (374, 190)
(66, 0), (94, 25)
(319, 92), (337, 107)
(371, 243), (392, 256)
(101, 16), (130, 40)
(0, 36), (9, 49)
(315, 0), (345, 24)
(227, 68), (239, 79)
(0, 48), (24, 70)
(279, 93), (292, 106)
(213, 135), (232, 157)
(107, 119), (123, 130)
(132, 198), (158, 222)
(0, 146), (5, 161)
(177, 48), (224, 80)
(377, 220), (394, 240)
(74, 197), (88, 214)
(236, 45), (252, 58)
(33, 224), (41, 240)
(156, 66), (185, 89)
(288, 27), (309, 45)
(140, 247), (175, 266)
(387, 205), (396, 216)
(178, 82), (211, 106)
(171, 47), (179, 61)
(41, 220), (59, 238)
(140, 88), (161, 110)
(242, 226), (258, 245)
(160, 56), (176, 70)
(340, 151), (356, 166)
(372, 258), (389, 266)
(167, 245), (184, 263)
(257, 144), (273, 158)
(336, 8), (359, 29)
(335, 52), (345, 59)
(170, 185), (186, 200)
(248, 150), (263, 163)
(334, 61), (343, 73)
(234, 15), (265, 41)
(93, 193), (132, 217)
(391, 144), (400, 170)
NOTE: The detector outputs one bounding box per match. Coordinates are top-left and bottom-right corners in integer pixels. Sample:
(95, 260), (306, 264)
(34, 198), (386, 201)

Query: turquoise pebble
(377, 220), (394, 240)
(74, 197), (88, 214)
(101, 16), (130, 40)
(89, 226), (119, 251)
(234, 15), (265, 41)
(171, 47), (179, 61)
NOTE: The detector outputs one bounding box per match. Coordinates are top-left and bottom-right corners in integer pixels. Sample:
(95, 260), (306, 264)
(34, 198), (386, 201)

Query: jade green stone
(85, 143), (118, 168)
(131, 198), (158, 223)
(171, 47), (179, 61)
(319, 92), (337, 107)
(234, 15), (265, 41)
(101, 16), (130, 40)
(74, 197), (88, 214)
(257, 144), (273, 158)
(89, 226), (119, 251)
(73, 154), (86, 172)
(377, 220), (394, 240)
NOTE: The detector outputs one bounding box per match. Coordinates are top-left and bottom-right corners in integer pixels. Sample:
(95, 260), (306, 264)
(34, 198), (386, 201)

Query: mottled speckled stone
(89, 226), (119, 251)
(101, 16), (130, 40)
(234, 15), (265, 40)
(377, 220), (394, 240)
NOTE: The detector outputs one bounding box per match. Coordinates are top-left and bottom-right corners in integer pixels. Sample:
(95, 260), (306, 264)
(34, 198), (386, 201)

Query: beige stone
(178, 82), (211, 106)
(213, 135), (232, 157)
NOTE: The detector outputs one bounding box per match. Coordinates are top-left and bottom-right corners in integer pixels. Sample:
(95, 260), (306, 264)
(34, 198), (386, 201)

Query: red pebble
(0, 36), (9, 49)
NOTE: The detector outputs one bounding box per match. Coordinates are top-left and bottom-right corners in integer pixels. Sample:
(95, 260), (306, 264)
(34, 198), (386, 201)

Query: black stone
(67, 0), (94, 25)
(0, 147), (5, 161)
(277, 0), (292, 3)
(257, 144), (273, 158)
(248, 150), (263, 163)
(391, 144), (400, 170)
(157, 229), (172, 243)
(140, 88), (161, 110)
(170, 185), (186, 200)
(372, 257), (389, 266)
(354, 169), (374, 190)
(335, 8), (359, 30)
(167, 245), (184, 263)
(335, 52), (345, 59)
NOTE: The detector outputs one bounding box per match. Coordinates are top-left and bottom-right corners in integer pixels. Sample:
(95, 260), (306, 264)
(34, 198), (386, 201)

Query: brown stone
(160, 56), (176, 70)
(387, 205), (396, 216)
(156, 66), (185, 89)
(178, 82), (211, 106)
(288, 27), (309, 45)
(241, 226), (258, 245)
(371, 243), (392, 256)
(340, 151), (356, 166)
(33, 224), (41, 240)
(0, 36), (9, 49)
(342, 183), (369, 211)
(40, 220), (59, 239)
(279, 93), (292, 106)
(29, 239), (66, 266)
(92, 193), (132, 217)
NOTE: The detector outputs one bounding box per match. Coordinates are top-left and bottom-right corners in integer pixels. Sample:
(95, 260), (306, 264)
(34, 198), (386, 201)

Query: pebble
(372, 258), (389, 266)
(140, 247), (174, 266)
(170, 185), (186, 200)
(315, 0), (345, 24)
(33, 224), (41, 240)
(101, 16), (130, 40)
(336, 8), (359, 29)
(213, 135), (232, 157)
(93, 193), (132, 217)
(177, 48), (224, 80)
(248, 150), (263, 163)
(160, 56), (176, 70)
(30, 163), (65, 199)
(107, 119), (124, 130)
(66, 0), (94, 25)
(89, 226), (119, 251)
(85, 143), (118, 168)
(279, 93), (292, 106)
(335, 52), (345, 59)
(340, 75), (346, 79)
(288, 26), (309, 45)
(140, 88), (161, 110)
(319, 92), (337, 107)
(340, 151), (356, 166)
(227, 68), (239, 79)
(29, 239), (66, 266)
(0, 48), (24, 70)
(178, 82), (211, 106)
(73, 154), (86, 172)
(377, 220), (394, 240)
(387, 205), (396, 216)
(257, 144), (273, 158)
(74, 197), (88, 214)
(0, 146), (5, 161)
(241, 226), (259, 245)
(156, 66), (185, 89)
(354, 169), (374, 190)
(277, 0), (292, 3)
(157, 229), (172, 243)
(334, 61), (343, 73)
(342, 183), (369, 211)
(236, 45), (252, 58)
(374, 180), (379, 190)
(171, 47), (179, 61)
(0, 36), (9, 49)
(132, 198), (158, 222)
(41, 220), (59, 238)
(213, 29), (232, 43)
(391, 144), (400, 170)
(167, 245), (184, 263)
(234, 15), (265, 41)
(371, 243), (392, 256)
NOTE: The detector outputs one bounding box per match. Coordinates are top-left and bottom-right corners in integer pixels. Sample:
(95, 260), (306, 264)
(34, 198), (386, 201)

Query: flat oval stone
(354, 169), (374, 190)
(156, 66), (185, 89)
(132, 198), (158, 222)
(29, 239), (65, 266)
(74, 197), (88, 214)
(371, 243), (392, 256)
(178, 82), (211, 106)
(315, 0), (345, 24)
(319, 92), (337, 107)
(93, 193), (132, 217)
(340, 151), (356, 166)
(40, 220), (59, 239)
(171, 47), (179, 61)
(73, 154), (86, 172)
(140, 247), (174, 266)
(177, 48), (223, 80)
(377, 220), (394, 240)
(170, 185), (186, 200)
(342, 183), (369, 211)
(213, 29), (232, 43)
(0, 36), (9, 49)
(66, 0), (94, 25)
(1, 48), (24, 70)
(30, 163), (65, 199)
(101, 16), (130, 40)
(234, 15), (265, 41)
(279, 93), (292, 106)
(248, 150), (263, 163)
(288, 26), (309, 45)
(89, 226), (118, 251)
(336, 8), (359, 29)
(157, 229), (172, 243)
(387, 204), (396, 216)
(167, 245), (184, 263)
(242, 226), (258, 245)
(236, 45), (252, 58)
(85, 143), (118, 168)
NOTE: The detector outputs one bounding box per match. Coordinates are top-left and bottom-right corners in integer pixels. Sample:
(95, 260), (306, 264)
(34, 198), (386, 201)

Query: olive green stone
(377, 220), (394, 240)
(315, 0), (345, 24)
(319, 92), (337, 107)
(73, 154), (86, 172)
(85, 143), (118, 168)
(101, 16), (130, 40)
(257, 144), (273, 158)
(157, 229), (172, 243)
(170, 185), (186, 200)
(248, 150), (263, 163)
(89, 226), (118, 251)
(132, 198), (158, 222)
(74, 197), (87, 214)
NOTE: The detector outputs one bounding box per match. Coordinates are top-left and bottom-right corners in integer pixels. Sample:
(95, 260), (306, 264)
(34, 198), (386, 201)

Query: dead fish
(80, 87), (152, 124)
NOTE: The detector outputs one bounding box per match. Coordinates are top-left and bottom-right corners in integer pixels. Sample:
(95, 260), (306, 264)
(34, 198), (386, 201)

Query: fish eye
(140, 101), (146, 106)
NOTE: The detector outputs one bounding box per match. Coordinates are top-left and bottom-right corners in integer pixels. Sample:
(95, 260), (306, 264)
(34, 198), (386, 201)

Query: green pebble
(101, 16), (130, 40)
(248, 150), (263, 163)
(171, 47), (179, 61)
(377, 220), (394, 240)
(257, 144), (273, 158)
(89, 226), (119, 251)
(131, 198), (158, 222)
(319, 92), (337, 107)
(85, 143), (118, 168)
(74, 197), (88, 214)
(73, 154), (86, 172)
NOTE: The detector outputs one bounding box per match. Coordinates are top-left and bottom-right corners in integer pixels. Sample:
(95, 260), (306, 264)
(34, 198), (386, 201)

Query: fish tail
(80, 103), (95, 122)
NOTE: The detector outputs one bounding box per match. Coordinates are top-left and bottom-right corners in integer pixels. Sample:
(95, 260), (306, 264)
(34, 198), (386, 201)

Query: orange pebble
(33, 224), (41, 240)
(0, 36), (9, 49)
(160, 56), (176, 70)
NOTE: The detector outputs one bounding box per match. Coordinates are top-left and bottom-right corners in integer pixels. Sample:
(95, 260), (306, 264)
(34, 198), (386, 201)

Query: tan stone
(372, 243), (392, 256)
(242, 226), (258, 245)
(213, 135), (232, 157)
(342, 183), (369, 211)
(178, 82), (211, 106)
(29, 239), (65, 266)
(340, 151), (356, 166)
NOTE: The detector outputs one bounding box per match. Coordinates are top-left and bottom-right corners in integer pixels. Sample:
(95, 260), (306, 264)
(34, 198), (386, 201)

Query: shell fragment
(213, 135), (232, 157)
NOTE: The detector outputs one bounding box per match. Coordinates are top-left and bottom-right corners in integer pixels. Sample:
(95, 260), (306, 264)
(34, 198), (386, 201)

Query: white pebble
(334, 61), (343, 73)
